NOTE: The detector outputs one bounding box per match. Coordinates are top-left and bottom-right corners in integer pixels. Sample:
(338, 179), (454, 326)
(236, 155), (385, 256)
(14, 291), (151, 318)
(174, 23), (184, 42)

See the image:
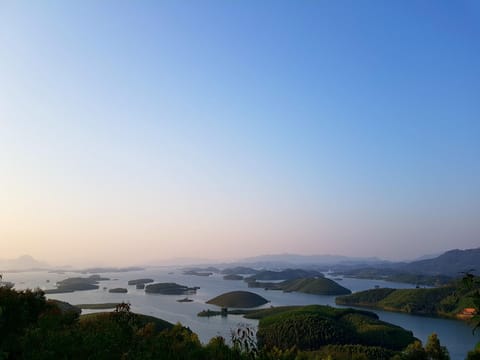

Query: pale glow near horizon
(1, 1), (479, 266)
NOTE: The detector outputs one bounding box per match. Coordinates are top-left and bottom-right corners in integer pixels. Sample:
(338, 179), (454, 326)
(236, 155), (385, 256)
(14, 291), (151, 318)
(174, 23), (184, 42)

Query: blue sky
(1, 1), (479, 265)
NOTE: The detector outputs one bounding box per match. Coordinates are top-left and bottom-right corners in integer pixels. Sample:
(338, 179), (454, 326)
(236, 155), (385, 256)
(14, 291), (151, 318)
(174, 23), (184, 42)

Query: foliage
(0, 281), (452, 360)
(424, 333), (449, 360)
(231, 323), (258, 359)
(336, 280), (479, 318)
(255, 305), (415, 352)
(315, 344), (396, 360)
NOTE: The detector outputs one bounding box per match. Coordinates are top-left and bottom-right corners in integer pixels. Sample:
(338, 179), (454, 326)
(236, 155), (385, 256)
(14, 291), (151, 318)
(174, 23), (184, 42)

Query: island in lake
(247, 277), (351, 296)
(145, 282), (199, 295)
(183, 270), (212, 276)
(223, 274), (244, 280)
(108, 288), (128, 293)
(206, 290), (269, 308)
(44, 275), (109, 294)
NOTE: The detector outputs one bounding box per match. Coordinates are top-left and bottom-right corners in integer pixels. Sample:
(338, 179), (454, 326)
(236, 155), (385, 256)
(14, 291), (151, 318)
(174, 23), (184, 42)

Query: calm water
(5, 269), (479, 360)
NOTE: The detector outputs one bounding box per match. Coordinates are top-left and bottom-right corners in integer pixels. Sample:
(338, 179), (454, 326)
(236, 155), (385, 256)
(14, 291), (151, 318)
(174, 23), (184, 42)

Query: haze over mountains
(2, 248), (479, 277)
(0, 255), (49, 271)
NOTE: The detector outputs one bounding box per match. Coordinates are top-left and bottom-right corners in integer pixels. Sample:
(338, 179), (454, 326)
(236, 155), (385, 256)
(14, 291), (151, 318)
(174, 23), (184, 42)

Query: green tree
(399, 340), (427, 360)
(425, 333), (449, 360)
(467, 343), (480, 360)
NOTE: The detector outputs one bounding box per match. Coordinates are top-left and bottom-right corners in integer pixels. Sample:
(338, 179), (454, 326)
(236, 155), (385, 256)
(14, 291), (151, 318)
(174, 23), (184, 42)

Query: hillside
(398, 248), (480, 276)
(206, 291), (269, 308)
(336, 280), (479, 318)
(332, 247), (480, 283)
(249, 305), (416, 352)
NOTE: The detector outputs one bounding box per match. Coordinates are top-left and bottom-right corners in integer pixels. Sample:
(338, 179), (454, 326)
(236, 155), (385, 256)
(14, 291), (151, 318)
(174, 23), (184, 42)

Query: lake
(5, 268), (479, 359)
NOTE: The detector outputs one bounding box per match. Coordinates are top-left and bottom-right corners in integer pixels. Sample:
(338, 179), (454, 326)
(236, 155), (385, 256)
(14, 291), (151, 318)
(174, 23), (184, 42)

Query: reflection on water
(5, 269), (479, 360)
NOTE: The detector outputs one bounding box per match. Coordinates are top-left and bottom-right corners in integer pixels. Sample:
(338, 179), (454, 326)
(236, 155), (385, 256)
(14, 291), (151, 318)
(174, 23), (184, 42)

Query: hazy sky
(1, 1), (479, 266)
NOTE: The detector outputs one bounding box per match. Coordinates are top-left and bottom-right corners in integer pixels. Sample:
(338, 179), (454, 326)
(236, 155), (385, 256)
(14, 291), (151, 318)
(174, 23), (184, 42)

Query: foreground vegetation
(1, 272), (479, 359)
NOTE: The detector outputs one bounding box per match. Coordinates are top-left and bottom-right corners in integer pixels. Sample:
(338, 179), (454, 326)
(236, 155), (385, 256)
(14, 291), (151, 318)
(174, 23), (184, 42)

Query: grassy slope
(336, 282), (478, 318)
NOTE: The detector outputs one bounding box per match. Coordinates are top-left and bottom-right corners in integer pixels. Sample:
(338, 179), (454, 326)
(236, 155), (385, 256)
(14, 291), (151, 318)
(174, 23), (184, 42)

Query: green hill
(206, 291), (269, 308)
(336, 281), (479, 318)
(281, 277), (350, 295)
(145, 282), (198, 295)
(249, 305), (415, 352)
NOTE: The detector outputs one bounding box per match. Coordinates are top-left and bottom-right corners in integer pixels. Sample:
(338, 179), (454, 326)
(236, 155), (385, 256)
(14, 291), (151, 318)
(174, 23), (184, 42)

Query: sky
(1, 1), (479, 266)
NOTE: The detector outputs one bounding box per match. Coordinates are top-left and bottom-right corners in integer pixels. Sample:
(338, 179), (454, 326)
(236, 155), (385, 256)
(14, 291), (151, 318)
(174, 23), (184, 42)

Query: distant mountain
(0, 255), (49, 271)
(240, 253), (386, 267)
(398, 248), (480, 276)
(244, 268), (323, 282)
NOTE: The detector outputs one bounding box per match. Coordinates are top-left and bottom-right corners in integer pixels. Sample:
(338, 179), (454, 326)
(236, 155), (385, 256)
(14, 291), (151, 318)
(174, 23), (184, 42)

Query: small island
(223, 274), (243, 280)
(108, 288), (128, 293)
(247, 277), (351, 296)
(183, 270), (212, 277)
(44, 275), (109, 294)
(206, 291), (269, 308)
(145, 282), (199, 295)
(220, 266), (258, 275)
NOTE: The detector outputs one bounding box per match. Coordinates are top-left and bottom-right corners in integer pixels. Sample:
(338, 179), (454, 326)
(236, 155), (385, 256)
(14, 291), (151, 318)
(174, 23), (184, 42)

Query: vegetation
(145, 282), (198, 295)
(75, 303), (119, 310)
(248, 277), (351, 296)
(109, 288), (128, 293)
(0, 279), (463, 359)
(244, 269), (322, 282)
(44, 275), (109, 294)
(221, 267), (258, 275)
(334, 268), (452, 286)
(183, 270), (213, 276)
(252, 305), (416, 352)
(207, 291), (269, 308)
(223, 274), (244, 280)
(336, 279), (480, 318)
(197, 309), (250, 317)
